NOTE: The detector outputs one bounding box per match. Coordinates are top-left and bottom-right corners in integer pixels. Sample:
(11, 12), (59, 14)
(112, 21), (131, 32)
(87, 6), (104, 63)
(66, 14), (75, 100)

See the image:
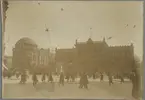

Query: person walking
(41, 74), (46, 82)
(108, 74), (113, 86)
(20, 71), (27, 84)
(48, 73), (53, 83)
(79, 72), (89, 89)
(59, 72), (64, 86)
(32, 73), (38, 86)
(120, 75), (124, 84)
(100, 73), (104, 82)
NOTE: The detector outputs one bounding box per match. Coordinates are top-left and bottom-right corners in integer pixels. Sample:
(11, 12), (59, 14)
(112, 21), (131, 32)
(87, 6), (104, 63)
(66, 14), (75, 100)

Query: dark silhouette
(131, 56), (141, 99)
(120, 75), (124, 84)
(32, 73), (38, 86)
(79, 72), (89, 89)
(59, 72), (64, 86)
(108, 74), (113, 86)
(100, 73), (104, 82)
(20, 71), (27, 84)
(93, 73), (96, 79)
(41, 74), (46, 82)
(16, 72), (20, 79)
(48, 73), (53, 83)
(61, 8), (64, 11)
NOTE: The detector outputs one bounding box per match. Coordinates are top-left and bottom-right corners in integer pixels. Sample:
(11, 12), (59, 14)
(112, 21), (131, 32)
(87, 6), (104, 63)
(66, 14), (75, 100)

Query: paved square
(3, 76), (133, 99)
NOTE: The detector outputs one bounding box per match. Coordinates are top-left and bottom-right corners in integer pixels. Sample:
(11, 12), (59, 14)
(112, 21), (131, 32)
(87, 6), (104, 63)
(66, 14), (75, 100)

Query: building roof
(75, 38), (108, 48)
(56, 48), (76, 52)
(108, 45), (133, 52)
(15, 37), (37, 46)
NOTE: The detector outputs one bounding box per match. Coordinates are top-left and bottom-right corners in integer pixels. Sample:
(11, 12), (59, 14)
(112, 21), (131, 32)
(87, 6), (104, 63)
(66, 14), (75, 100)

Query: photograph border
(0, 0), (144, 100)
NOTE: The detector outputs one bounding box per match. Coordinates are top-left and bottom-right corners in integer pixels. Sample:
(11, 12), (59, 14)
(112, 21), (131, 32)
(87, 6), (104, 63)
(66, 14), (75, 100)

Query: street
(3, 75), (134, 99)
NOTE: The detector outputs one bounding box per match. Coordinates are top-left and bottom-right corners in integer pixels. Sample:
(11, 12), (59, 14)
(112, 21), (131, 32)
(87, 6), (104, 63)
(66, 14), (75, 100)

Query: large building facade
(55, 38), (134, 74)
(12, 37), (53, 73)
(55, 48), (76, 74)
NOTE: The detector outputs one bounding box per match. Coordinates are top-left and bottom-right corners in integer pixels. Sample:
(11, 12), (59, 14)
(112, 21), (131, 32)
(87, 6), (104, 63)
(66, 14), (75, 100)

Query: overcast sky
(5, 1), (143, 60)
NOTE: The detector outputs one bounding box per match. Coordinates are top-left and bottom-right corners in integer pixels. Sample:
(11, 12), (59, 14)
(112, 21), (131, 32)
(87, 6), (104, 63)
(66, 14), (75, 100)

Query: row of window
(31, 53), (49, 65)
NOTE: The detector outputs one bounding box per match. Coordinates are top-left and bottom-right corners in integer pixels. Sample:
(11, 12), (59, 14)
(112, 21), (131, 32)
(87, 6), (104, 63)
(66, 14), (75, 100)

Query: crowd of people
(3, 70), (135, 88)
(3, 69), (141, 99)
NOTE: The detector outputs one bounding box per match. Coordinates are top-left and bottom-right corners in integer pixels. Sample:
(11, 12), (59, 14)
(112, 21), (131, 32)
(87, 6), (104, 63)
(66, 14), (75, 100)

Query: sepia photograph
(1, 0), (144, 100)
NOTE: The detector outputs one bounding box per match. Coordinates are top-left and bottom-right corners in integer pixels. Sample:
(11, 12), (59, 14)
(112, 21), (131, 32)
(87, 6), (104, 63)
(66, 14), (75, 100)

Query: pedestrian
(79, 72), (89, 89)
(71, 75), (75, 82)
(83, 73), (89, 89)
(59, 72), (64, 86)
(93, 73), (96, 79)
(48, 73), (53, 83)
(79, 73), (83, 88)
(20, 72), (27, 84)
(100, 73), (104, 82)
(108, 74), (113, 86)
(32, 73), (38, 86)
(16, 72), (20, 79)
(120, 75), (124, 84)
(41, 74), (46, 82)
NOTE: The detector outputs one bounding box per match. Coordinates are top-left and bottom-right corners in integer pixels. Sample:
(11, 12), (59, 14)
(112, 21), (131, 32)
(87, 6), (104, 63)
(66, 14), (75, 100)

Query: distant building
(12, 37), (53, 73)
(55, 38), (134, 74)
(55, 48), (76, 73)
(12, 37), (38, 72)
(75, 38), (108, 73)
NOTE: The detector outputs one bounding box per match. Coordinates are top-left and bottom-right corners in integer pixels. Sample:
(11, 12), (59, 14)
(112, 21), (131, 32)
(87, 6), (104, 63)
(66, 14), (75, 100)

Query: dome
(15, 37), (37, 47)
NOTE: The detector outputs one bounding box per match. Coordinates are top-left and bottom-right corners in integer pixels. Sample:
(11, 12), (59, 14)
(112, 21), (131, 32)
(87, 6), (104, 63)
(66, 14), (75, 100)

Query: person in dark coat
(108, 74), (113, 86)
(120, 75), (124, 84)
(41, 74), (46, 82)
(20, 72), (27, 84)
(32, 73), (38, 86)
(16, 72), (20, 79)
(131, 56), (142, 100)
(79, 74), (84, 88)
(71, 75), (75, 82)
(79, 72), (89, 89)
(59, 72), (64, 86)
(100, 73), (104, 82)
(83, 73), (89, 89)
(48, 73), (53, 83)
(131, 69), (141, 100)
